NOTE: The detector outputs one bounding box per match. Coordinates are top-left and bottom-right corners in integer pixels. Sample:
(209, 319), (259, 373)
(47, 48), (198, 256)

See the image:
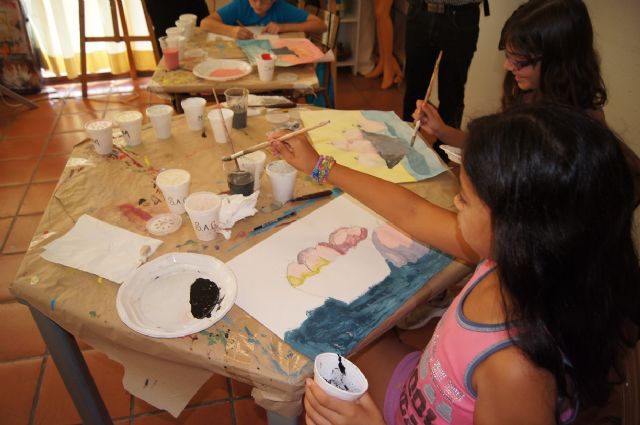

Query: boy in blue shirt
(201, 0), (326, 39)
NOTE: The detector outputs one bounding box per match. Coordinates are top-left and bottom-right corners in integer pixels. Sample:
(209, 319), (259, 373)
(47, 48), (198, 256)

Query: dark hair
(499, 0), (607, 111)
(463, 104), (640, 408)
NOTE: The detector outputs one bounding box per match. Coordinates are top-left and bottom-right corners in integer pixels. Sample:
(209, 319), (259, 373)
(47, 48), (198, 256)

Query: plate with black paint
(116, 252), (237, 338)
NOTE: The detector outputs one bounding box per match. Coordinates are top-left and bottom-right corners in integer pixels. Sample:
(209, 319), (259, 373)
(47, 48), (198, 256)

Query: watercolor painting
(228, 195), (452, 359)
(299, 110), (447, 183)
(236, 38), (325, 67)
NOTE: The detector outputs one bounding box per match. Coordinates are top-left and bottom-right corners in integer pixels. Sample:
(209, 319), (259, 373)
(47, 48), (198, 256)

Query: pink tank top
(394, 260), (577, 424)
(396, 260), (509, 424)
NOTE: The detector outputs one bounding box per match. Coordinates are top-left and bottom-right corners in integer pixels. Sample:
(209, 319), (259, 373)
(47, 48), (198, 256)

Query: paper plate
(440, 144), (462, 164)
(193, 59), (252, 81)
(116, 252), (237, 338)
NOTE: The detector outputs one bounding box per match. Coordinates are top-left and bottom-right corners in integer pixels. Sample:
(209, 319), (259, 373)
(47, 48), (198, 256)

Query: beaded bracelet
(311, 155), (336, 184)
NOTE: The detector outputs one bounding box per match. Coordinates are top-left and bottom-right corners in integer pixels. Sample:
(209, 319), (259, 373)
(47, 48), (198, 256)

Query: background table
(148, 30), (320, 111)
(11, 108), (469, 424)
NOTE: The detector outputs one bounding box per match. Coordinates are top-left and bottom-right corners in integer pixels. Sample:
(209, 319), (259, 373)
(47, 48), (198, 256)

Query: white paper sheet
(40, 214), (163, 284)
(229, 195), (390, 339)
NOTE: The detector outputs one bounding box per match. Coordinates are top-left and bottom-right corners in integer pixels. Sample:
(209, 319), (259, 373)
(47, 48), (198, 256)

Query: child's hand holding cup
(313, 352), (368, 401)
(256, 53), (276, 82)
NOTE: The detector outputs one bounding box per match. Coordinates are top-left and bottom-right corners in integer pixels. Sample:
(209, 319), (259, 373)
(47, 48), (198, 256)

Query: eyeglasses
(505, 51), (541, 70)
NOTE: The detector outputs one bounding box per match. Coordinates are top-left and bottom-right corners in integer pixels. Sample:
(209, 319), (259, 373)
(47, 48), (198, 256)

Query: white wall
(461, 0), (640, 155)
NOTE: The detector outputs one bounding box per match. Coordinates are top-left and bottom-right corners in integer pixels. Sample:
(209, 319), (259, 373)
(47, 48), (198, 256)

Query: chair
(78, 0), (160, 98)
(298, 0), (340, 108)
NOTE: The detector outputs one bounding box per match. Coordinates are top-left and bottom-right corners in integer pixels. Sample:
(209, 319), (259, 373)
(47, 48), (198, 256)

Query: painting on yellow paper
(299, 110), (447, 183)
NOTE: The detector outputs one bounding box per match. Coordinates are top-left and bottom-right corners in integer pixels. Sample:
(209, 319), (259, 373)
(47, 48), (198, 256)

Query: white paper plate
(193, 59), (252, 81)
(116, 252), (237, 338)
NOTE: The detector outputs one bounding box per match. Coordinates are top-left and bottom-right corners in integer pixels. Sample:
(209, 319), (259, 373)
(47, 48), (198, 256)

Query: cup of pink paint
(159, 36), (179, 70)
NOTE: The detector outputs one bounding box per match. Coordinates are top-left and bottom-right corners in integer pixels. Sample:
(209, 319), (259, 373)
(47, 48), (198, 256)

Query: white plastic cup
(167, 35), (186, 61)
(256, 53), (276, 82)
(179, 13), (198, 24)
(266, 160), (297, 204)
(156, 169), (191, 214)
(314, 353), (368, 401)
(84, 119), (114, 155)
(184, 191), (222, 241)
(238, 150), (267, 191)
(146, 105), (173, 139)
(165, 26), (184, 38)
(175, 19), (194, 39)
(207, 108), (234, 144)
(115, 110), (143, 146)
(181, 97), (206, 131)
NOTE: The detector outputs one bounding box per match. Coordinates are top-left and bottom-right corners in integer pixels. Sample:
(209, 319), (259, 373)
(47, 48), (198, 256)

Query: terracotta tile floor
(0, 71), (404, 424)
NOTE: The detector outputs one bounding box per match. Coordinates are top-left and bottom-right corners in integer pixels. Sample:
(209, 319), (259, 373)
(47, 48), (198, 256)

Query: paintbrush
(212, 89), (241, 170)
(410, 50), (443, 147)
(236, 20), (254, 39)
(221, 119), (331, 161)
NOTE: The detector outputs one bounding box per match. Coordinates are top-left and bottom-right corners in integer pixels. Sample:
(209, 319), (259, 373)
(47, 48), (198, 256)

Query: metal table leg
(29, 306), (113, 425)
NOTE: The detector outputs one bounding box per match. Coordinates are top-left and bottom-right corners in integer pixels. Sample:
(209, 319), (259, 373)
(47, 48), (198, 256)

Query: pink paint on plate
(209, 68), (245, 78)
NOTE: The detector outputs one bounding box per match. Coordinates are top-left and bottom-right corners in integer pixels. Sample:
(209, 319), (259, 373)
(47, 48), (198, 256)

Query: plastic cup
(179, 13), (198, 25)
(184, 192), (222, 241)
(165, 26), (184, 38)
(224, 87), (249, 129)
(238, 150), (266, 191)
(159, 36), (179, 70)
(256, 53), (276, 82)
(146, 105), (173, 139)
(156, 169), (191, 214)
(207, 108), (234, 144)
(266, 160), (297, 204)
(84, 119), (114, 155)
(175, 19), (194, 39)
(314, 353), (368, 401)
(114, 110), (143, 146)
(223, 161), (255, 196)
(167, 35), (186, 61)
(181, 97), (206, 131)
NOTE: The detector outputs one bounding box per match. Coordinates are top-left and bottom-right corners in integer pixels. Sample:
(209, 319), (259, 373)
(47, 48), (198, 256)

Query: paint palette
(192, 59), (252, 82)
(116, 253), (237, 338)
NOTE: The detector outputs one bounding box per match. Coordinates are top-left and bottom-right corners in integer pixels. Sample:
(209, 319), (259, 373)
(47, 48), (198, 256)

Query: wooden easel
(78, 0), (160, 98)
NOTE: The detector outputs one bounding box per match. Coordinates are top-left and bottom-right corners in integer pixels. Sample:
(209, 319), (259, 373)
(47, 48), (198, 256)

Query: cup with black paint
(184, 192), (222, 241)
(224, 87), (249, 129)
(313, 352), (368, 401)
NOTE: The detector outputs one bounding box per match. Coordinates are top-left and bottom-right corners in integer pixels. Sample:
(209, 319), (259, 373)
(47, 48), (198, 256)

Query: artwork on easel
(0, 0), (42, 93)
(299, 109), (447, 183)
(228, 195), (452, 359)
(236, 38), (325, 67)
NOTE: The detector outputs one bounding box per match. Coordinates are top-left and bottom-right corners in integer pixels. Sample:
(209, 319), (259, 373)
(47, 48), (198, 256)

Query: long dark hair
(499, 0), (607, 111)
(463, 104), (639, 407)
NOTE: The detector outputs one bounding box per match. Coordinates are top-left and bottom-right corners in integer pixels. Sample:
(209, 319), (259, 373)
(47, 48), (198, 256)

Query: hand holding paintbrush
(221, 120), (331, 162)
(410, 50), (443, 147)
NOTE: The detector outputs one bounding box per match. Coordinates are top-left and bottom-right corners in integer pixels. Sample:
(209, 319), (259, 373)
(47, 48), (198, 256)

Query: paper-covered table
(10, 107), (470, 424)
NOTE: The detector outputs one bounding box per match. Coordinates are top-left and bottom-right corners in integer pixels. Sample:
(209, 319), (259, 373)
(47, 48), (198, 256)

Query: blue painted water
(284, 250), (452, 359)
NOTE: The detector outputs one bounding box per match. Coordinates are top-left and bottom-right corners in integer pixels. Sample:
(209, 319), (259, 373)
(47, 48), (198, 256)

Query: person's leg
(401, 8), (439, 121)
(435, 6), (480, 133)
(371, 0), (402, 89)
